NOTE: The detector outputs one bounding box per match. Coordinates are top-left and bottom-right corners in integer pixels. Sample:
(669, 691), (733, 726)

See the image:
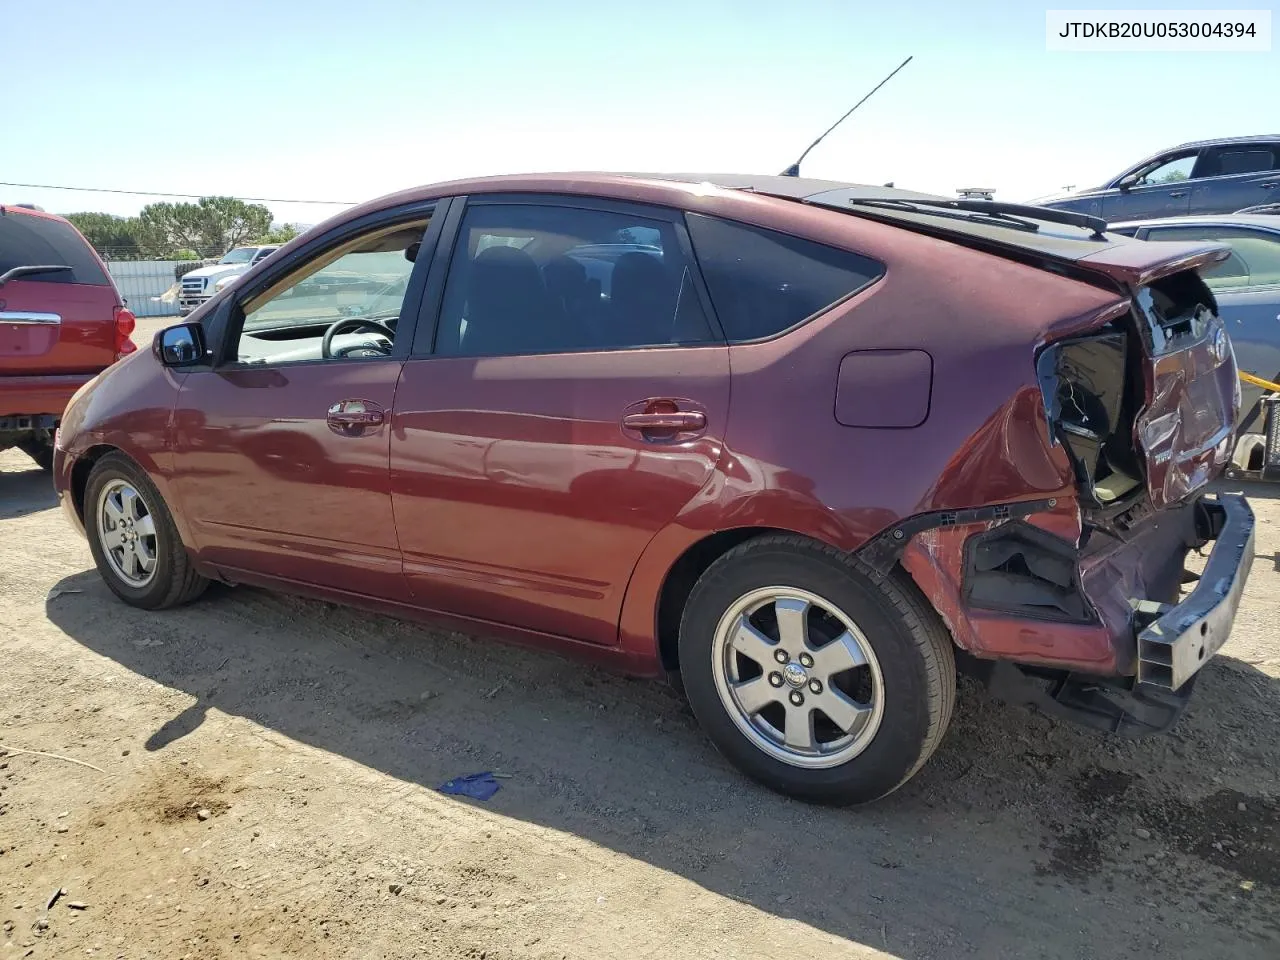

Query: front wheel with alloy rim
(83, 452), (209, 610)
(678, 535), (956, 806)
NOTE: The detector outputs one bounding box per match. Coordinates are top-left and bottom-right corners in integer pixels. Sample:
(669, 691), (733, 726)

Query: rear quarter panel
(702, 197), (1124, 538)
(618, 196), (1127, 660)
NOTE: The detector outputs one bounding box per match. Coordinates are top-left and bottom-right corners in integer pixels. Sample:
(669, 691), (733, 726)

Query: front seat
(460, 245), (550, 356)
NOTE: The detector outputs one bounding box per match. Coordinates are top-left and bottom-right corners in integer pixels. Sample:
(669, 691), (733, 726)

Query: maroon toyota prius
(52, 172), (1253, 805)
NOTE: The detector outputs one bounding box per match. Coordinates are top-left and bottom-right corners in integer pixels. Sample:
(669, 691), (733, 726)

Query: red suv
(51, 173), (1253, 806)
(0, 204), (135, 469)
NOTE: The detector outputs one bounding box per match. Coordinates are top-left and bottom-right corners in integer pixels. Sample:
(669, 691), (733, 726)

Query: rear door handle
(327, 399), (385, 429)
(621, 411), (706, 431)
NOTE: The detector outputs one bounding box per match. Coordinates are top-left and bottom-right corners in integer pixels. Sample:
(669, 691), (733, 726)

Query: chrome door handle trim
(0, 312), (61, 325)
(622, 411), (707, 431)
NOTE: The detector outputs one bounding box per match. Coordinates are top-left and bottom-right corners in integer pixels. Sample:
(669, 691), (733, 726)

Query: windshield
(219, 248), (257, 264)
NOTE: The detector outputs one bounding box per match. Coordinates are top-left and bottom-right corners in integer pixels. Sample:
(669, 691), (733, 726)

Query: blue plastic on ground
(438, 771), (501, 801)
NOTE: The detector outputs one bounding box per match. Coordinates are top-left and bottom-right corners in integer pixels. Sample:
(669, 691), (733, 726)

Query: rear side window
(0, 211), (109, 285)
(1200, 147), (1279, 177)
(685, 214), (884, 343)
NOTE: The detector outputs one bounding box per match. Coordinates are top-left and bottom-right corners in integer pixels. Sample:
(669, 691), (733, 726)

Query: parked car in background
(0, 204), (135, 470)
(51, 173), (1250, 806)
(1040, 135), (1280, 221)
(178, 245), (280, 315)
(1110, 214), (1280, 431)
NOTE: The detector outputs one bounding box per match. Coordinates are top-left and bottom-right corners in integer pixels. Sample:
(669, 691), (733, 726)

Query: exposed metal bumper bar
(1136, 493), (1255, 691)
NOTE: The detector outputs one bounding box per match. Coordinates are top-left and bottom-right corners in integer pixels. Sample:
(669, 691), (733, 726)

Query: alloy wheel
(96, 478), (159, 587)
(711, 586), (885, 769)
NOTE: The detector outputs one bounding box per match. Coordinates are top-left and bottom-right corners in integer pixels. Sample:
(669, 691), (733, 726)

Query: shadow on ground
(44, 566), (1280, 958)
(0, 463), (57, 519)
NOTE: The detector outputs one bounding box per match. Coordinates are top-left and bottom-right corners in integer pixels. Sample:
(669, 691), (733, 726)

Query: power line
(0, 180), (357, 206)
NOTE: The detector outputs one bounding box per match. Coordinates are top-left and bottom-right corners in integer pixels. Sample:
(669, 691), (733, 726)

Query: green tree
(64, 212), (143, 257)
(253, 223), (300, 245)
(136, 196), (274, 258)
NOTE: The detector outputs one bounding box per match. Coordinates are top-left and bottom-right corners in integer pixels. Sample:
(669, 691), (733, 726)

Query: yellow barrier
(1240, 371), (1280, 393)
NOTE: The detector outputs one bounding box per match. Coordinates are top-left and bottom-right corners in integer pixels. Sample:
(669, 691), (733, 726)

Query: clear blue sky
(3, 0), (1275, 226)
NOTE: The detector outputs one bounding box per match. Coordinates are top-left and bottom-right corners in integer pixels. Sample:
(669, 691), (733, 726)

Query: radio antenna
(779, 55), (914, 177)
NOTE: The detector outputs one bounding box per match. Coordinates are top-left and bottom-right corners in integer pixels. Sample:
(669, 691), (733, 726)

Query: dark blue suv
(1040, 136), (1280, 221)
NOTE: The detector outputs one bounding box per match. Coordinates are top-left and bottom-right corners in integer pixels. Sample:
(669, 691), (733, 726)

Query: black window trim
(207, 197), (450, 370)
(409, 191), (727, 359)
(682, 210), (887, 347)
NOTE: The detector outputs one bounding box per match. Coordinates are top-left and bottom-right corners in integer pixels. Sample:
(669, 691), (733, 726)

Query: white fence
(105, 261), (186, 318)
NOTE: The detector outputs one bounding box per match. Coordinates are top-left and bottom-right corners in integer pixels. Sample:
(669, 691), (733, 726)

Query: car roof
(296, 170), (1179, 276)
(613, 172), (953, 203)
(1111, 214), (1280, 232)
(1157, 134), (1280, 152)
(0, 203), (76, 226)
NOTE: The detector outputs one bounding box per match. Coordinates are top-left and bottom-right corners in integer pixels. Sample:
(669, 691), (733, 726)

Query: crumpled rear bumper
(895, 491), (1254, 736)
(897, 492), (1254, 680)
(1134, 493), (1254, 691)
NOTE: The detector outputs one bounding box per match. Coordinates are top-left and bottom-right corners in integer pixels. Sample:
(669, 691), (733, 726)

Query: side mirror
(154, 322), (207, 367)
(1117, 173), (1140, 192)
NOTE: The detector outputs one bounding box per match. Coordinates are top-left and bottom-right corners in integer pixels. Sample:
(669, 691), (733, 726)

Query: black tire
(17, 436), (54, 471)
(678, 534), (956, 806)
(83, 452), (208, 610)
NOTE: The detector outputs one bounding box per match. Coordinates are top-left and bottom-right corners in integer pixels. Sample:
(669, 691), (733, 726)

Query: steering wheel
(321, 316), (396, 359)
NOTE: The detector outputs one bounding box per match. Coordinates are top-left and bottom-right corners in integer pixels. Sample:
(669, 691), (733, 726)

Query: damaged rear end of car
(1010, 242), (1254, 732)
(858, 213), (1254, 737)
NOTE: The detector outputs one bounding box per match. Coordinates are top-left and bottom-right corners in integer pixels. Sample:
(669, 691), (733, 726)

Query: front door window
(1133, 153), (1198, 186)
(234, 220), (427, 365)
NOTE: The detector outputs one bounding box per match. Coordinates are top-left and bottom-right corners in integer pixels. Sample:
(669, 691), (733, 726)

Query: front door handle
(1168, 190), (1188, 198)
(327, 399), (385, 430)
(622, 411), (706, 431)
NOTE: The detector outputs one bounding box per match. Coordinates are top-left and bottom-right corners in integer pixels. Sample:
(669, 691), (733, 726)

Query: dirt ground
(1, 351), (1277, 958)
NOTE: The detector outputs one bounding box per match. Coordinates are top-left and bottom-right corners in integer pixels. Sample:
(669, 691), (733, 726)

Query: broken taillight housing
(114, 306), (137, 360)
(1036, 328), (1129, 503)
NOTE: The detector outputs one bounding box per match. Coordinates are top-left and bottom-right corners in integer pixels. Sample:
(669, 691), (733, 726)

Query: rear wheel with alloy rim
(679, 535), (956, 806)
(84, 452), (208, 610)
